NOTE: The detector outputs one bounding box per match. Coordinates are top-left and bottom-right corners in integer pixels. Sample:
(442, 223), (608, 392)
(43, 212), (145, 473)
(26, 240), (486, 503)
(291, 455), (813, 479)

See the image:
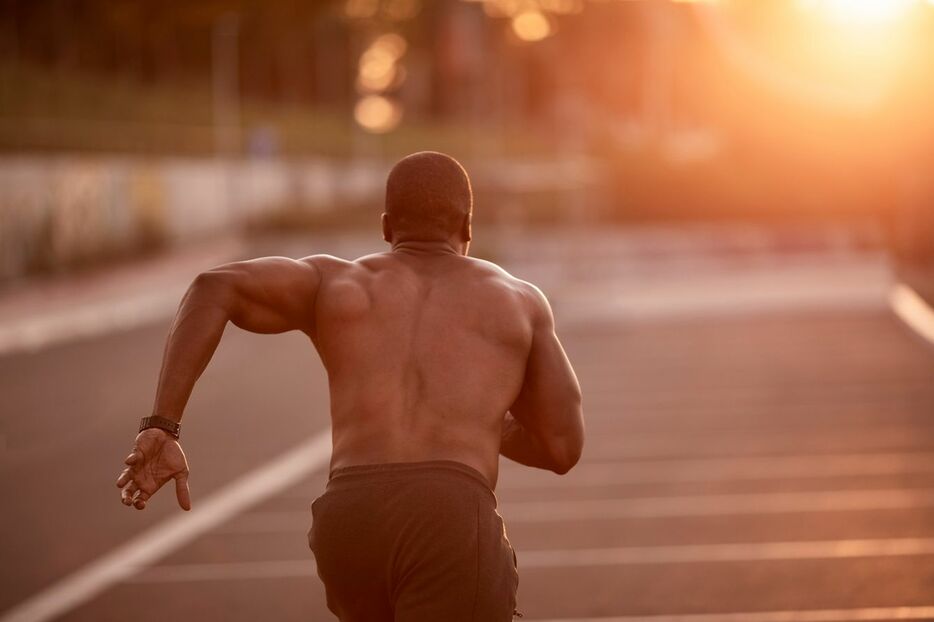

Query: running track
(2, 227), (933, 621)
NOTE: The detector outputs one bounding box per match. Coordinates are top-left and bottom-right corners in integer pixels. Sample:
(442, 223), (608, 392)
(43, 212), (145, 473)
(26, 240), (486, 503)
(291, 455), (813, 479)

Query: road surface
(2, 227), (933, 621)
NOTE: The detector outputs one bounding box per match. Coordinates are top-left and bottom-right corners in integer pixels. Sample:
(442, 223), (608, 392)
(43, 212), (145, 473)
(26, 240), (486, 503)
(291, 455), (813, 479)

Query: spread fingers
(116, 468), (133, 488)
(121, 481), (138, 506)
(124, 450), (143, 466)
(133, 490), (150, 510)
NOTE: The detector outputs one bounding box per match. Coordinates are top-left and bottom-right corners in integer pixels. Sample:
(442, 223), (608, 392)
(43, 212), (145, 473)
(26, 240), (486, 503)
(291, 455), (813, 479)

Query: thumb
(174, 471), (192, 511)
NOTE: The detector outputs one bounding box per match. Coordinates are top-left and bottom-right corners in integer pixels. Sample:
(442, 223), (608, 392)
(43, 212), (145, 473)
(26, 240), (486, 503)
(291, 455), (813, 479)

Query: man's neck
(391, 239), (465, 256)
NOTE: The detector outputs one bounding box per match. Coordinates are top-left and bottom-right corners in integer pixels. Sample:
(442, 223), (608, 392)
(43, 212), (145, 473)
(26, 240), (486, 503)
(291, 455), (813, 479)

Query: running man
(116, 151), (584, 621)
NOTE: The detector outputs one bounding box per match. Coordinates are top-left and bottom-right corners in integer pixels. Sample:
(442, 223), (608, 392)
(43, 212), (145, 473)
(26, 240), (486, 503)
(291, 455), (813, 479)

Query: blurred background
(2, 1), (934, 621)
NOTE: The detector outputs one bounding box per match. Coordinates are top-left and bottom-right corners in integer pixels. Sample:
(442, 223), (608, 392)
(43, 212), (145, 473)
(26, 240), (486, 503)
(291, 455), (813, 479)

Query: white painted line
(0, 290), (185, 355)
(498, 453), (934, 489)
(126, 537), (934, 583)
(499, 489), (934, 522)
(0, 431), (332, 622)
(517, 537), (934, 568)
(891, 283), (934, 347)
(529, 605), (934, 622)
(559, 259), (889, 324)
(130, 560), (315, 583)
(581, 427), (932, 461)
(217, 488), (934, 535)
(127, 551), (316, 583)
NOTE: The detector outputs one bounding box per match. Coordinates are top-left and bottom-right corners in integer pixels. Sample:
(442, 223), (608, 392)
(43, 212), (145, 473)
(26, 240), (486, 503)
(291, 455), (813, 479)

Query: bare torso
(119, 236), (582, 513)
(310, 249), (535, 488)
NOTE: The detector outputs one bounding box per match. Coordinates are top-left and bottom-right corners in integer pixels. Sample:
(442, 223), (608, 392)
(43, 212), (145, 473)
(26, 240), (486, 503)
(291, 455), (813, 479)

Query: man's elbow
(549, 410), (584, 475)
(188, 268), (237, 309)
(550, 439), (583, 475)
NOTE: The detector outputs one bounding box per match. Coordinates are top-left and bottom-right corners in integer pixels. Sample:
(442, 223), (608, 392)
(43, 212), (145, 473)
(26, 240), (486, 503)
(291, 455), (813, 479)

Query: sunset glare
(799, 0), (916, 27)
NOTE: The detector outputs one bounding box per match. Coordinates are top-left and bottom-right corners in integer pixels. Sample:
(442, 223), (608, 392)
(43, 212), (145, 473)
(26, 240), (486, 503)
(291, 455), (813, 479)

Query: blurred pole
(212, 13), (241, 226)
(349, 28), (372, 164)
(642, 0), (674, 144)
(212, 13), (241, 157)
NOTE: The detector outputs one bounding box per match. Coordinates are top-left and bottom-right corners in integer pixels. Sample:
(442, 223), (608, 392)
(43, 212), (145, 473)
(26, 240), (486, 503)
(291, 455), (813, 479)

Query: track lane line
(529, 605), (934, 622)
(125, 537), (934, 583)
(0, 430), (331, 622)
(497, 489), (934, 522)
(891, 283), (934, 347)
(213, 488), (934, 534)
(497, 452), (934, 489)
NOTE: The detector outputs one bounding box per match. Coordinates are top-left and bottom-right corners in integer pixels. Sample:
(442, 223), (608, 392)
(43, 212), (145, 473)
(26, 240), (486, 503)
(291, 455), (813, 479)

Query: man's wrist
(139, 415), (181, 439)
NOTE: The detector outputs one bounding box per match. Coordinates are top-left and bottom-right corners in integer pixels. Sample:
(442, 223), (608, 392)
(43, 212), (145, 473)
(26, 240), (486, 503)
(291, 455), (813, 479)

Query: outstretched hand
(116, 428), (191, 511)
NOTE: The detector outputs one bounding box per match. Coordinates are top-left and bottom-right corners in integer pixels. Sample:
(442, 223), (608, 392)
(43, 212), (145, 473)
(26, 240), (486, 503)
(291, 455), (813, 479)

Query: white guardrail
(0, 156), (387, 281)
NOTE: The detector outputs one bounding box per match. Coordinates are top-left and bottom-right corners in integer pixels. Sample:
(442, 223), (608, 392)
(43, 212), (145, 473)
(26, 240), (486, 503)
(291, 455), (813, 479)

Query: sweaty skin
(116, 230), (584, 510)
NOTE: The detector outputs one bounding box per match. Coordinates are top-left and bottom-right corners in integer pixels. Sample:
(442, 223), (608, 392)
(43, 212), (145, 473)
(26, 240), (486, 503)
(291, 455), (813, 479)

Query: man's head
(382, 151), (472, 247)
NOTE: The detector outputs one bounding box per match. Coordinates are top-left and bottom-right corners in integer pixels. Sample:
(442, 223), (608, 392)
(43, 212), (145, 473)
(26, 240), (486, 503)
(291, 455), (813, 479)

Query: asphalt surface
(2, 229), (933, 621)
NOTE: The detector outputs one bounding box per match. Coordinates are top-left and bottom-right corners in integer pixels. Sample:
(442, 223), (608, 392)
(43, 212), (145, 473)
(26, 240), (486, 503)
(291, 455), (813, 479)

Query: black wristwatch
(139, 416), (181, 439)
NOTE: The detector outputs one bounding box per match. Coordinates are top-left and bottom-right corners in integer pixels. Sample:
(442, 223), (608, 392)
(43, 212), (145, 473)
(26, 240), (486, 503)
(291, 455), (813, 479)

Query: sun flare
(799, 0), (916, 28)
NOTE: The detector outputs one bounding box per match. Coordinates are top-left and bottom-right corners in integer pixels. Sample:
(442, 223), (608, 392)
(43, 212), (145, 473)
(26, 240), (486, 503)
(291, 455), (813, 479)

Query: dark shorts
(309, 460), (519, 622)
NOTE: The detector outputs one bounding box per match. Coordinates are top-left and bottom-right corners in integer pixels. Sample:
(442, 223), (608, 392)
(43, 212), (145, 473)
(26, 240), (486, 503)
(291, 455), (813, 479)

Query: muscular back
(312, 250), (536, 486)
(122, 152), (581, 513)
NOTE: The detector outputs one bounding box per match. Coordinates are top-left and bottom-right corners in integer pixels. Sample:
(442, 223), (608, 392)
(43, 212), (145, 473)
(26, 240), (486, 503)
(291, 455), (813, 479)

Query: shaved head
(384, 151), (472, 242)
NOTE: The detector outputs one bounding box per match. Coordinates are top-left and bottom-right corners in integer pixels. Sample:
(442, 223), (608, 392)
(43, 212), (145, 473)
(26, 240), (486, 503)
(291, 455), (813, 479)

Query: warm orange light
(481, 0), (522, 18)
(798, 0), (915, 27)
(371, 33), (408, 59)
(354, 95), (403, 133)
(511, 10), (552, 42)
(343, 0), (378, 19)
(356, 34), (408, 94)
(383, 0), (421, 21)
(538, 0), (584, 14)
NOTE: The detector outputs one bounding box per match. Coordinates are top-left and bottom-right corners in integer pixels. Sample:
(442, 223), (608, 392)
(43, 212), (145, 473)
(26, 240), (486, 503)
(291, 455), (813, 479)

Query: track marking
(0, 431), (331, 622)
(0, 290), (184, 355)
(517, 537), (934, 567)
(498, 489), (934, 522)
(891, 283), (934, 347)
(216, 488), (934, 535)
(497, 453), (934, 489)
(581, 426), (934, 461)
(529, 605), (934, 622)
(0, 239), (242, 357)
(130, 560), (316, 583)
(126, 537), (934, 583)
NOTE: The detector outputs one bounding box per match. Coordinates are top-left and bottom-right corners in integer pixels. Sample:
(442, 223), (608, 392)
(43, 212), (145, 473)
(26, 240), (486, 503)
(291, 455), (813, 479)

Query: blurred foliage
(0, 61), (547, 158)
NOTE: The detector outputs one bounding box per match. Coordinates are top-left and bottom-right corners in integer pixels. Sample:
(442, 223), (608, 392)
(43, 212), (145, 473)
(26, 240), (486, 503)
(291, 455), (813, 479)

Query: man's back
(116, 151), (583, 621)
(314, 247), (536, 487)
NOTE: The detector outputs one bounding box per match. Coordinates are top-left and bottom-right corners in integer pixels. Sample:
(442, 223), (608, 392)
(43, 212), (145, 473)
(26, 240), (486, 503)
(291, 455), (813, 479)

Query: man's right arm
(151, 256), (321, 423)
(501, 285), (584, 474)
(116, 256), (321, 511)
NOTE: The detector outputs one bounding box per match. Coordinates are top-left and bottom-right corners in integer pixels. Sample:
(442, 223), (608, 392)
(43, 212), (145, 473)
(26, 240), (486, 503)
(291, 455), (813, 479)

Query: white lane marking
(497, 453), (934, 489)
(529, 605), (934, 622)
(0, 290), (185, 355)
(216, 488), (934, 535)
(891, 283), (934, 347)
(581, 427), (933, 461)
(0, 431), (331, 622)
(130, 560), (316, 583)
(499, 489), (934, 522)
(0, 239), (242, 357)
(518, 537), (934, 568)
(558, 257), (889, 323)
(126, 537), (934, 583)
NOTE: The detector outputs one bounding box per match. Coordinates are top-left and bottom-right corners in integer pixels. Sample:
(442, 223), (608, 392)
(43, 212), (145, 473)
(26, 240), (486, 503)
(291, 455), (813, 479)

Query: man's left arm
(116, 257), (321, 511)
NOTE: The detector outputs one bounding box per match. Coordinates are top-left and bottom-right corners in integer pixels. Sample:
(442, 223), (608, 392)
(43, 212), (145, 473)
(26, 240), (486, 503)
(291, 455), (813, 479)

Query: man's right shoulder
(300, 254), (359, 276)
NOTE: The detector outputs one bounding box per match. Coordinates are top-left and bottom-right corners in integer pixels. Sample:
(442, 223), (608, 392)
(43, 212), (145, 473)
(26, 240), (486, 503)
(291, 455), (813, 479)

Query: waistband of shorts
(328, 460), (494, 496)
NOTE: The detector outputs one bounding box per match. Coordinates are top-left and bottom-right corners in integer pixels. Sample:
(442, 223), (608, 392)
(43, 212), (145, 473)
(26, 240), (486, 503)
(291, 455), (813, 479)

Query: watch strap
(139, 415), (181, 439)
